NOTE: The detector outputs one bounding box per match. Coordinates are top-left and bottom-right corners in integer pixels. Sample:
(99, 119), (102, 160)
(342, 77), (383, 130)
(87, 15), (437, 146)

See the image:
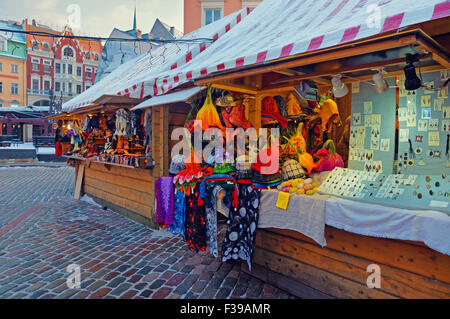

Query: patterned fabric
(282, 159), (307, 181)
(251, 170), (283, 184)
(204, 185), (222, 257)
(144, 109), (153, 163)
(169, 187), (186, 238)
(222, 183), (261, 270)
(155, 176), (174, 228)
(184, 184), (207, 252)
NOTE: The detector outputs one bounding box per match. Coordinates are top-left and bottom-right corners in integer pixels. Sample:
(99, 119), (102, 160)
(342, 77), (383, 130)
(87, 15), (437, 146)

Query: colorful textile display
(222, 183), (261, 270)
(184, 184), (207, 252)
(155, 176), (175, 228)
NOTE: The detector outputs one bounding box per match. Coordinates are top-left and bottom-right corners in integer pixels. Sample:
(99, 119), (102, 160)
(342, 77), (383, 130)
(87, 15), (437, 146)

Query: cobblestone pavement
(0, 165), (294, 299)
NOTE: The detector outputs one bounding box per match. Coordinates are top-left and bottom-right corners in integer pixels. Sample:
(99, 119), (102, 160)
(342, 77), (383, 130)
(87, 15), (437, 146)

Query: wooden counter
(74, 160), (157, 228)
(244, 227), (450, 299)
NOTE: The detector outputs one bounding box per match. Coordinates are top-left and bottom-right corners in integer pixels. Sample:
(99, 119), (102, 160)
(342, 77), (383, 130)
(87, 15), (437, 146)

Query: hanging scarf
(155, 176), (175, 228)
(184, 184), (207, 252)
(222, 183), (261, 271)
(169, 187), (186, 239)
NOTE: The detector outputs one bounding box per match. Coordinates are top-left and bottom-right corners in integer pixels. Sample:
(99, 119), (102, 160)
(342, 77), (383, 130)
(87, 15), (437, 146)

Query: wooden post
(74, 163), (85, 200)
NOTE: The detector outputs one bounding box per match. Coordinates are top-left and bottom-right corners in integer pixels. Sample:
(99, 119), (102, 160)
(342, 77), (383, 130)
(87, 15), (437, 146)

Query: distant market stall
(59, 0), (449, 299)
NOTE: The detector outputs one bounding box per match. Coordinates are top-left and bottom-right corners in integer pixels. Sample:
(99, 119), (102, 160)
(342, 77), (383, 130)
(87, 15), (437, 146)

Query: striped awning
(63, 0), (449, 112)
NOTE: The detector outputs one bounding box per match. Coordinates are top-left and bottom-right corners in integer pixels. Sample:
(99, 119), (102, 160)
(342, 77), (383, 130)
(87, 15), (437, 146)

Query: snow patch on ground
(80, 195), (106, 209)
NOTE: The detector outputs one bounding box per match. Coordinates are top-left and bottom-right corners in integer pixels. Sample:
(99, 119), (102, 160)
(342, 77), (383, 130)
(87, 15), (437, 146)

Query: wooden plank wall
(248, 227), (450, 299)
(82, 161), (153, 219)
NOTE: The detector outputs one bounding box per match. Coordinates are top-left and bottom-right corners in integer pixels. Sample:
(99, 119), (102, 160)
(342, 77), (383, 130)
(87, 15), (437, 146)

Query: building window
(32, 58), (40, 71)
(204, 9), (221, 25)
(0, 62), (2, 71)
(68, 64), (73, 75)
(68, 83), (72, 94)
(11, 83), (19, 95)
(63, 46), (74, 58)
(0, 38), (7, 52)
(77, 66), (82, 77)
(44, 80), (50, 91)
(86, 67), (92, 78)
(55, 63), (61, 74)
(76, 84), (81, 94)
(11, 64), (18, 73)
(43, 61), (51, 73)
(0, 82), (2, 93)
(62, 64), (66, 74)
(62, 82), (66, 92)
(32, 78), (39, 91)
(42, 42), (50, 51)
(55, 82), (60, 92)
(94, 53), (99, 61)
(85, 51), (91, 60)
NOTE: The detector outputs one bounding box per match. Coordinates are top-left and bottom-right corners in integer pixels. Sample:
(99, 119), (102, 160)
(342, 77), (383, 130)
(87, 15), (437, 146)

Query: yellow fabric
(196, 87), (225, 131)
(319, 99), (339, 131)
(286, 92), (302, 116)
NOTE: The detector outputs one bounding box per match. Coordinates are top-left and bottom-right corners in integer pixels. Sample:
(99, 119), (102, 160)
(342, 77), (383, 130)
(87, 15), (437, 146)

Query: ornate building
(25, 19), (102, 106)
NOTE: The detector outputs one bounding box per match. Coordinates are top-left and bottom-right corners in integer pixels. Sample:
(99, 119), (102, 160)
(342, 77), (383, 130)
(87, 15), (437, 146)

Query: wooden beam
(341, 64), (444, 83)
(195, 33), (418, 85)
(210, 82), (258, 95)
(416, 38), (450, 68)
(271, 53), (433, 85)
(274, 69), (331, 86)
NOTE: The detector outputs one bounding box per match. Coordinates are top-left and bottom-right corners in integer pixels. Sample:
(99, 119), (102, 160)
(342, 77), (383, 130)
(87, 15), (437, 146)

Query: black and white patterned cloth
(221, 183), (261, 270)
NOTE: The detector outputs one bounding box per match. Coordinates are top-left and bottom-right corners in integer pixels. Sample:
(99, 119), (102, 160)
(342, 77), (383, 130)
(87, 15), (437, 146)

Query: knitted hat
(251, 147), (279, 175)
(261, 96), (288, 128)
(169, 154), (186, 175)
(213, 162), (236, 174)
(286, 93), (304, 119)
(282, 159), (307, 181)
(251, 170), (283, 184)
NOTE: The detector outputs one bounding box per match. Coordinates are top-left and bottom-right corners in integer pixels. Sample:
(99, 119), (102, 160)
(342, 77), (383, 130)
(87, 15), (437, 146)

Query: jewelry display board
(318, 167), (449, 214)
(397, 70), (450, 175)
(348, 78), (397, 174)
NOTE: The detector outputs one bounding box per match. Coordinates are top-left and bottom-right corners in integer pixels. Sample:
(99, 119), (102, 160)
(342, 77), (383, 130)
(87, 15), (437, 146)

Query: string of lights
(0, 28), (214, 44)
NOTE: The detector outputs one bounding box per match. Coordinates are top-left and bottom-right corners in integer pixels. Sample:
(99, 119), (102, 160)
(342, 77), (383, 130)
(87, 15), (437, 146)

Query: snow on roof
(64, 0), (449, 112)
(63, 8), (249, 112)
(0, 20), (26, 44)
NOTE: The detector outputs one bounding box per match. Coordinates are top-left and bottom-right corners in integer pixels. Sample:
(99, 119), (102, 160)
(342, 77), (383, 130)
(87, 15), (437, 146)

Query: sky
(0, 0), (184, 37)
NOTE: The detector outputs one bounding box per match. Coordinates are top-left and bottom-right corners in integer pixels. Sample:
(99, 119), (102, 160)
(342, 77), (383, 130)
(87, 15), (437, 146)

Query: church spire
(133, 1), (137, 30)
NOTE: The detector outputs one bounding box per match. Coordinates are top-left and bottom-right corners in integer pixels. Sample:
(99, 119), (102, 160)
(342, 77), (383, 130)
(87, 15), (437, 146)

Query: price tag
(276, 191), (290, 210)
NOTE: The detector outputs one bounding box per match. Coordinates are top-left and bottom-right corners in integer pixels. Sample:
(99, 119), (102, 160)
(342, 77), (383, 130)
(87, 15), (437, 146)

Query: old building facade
(184, 0), (261, 34)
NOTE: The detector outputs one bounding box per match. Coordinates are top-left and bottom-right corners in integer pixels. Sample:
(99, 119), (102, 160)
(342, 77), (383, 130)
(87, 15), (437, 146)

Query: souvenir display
(62, 109), (148, 168)
(319, 167), (449, 214)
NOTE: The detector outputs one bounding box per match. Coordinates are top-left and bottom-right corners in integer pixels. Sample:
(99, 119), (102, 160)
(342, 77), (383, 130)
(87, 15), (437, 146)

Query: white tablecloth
(325, 196), (450, 256)
(258, 191), (329, 247)
(258, 191), (450, 256)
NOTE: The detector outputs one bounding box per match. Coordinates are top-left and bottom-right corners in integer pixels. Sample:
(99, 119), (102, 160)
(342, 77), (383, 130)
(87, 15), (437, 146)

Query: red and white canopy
(63, 0), (449, 112)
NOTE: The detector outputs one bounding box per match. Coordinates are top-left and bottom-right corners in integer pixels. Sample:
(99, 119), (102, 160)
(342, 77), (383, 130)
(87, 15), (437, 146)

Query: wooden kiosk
(191, 25), (450, 298)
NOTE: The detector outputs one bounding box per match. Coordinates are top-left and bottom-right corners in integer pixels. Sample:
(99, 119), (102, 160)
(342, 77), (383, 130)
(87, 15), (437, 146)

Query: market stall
(57, 0), (449, 299)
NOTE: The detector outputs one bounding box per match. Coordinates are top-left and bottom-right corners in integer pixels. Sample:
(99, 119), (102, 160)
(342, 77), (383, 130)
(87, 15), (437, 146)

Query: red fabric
(55, 141), (62, 156)
(261, 96), (288, 128)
